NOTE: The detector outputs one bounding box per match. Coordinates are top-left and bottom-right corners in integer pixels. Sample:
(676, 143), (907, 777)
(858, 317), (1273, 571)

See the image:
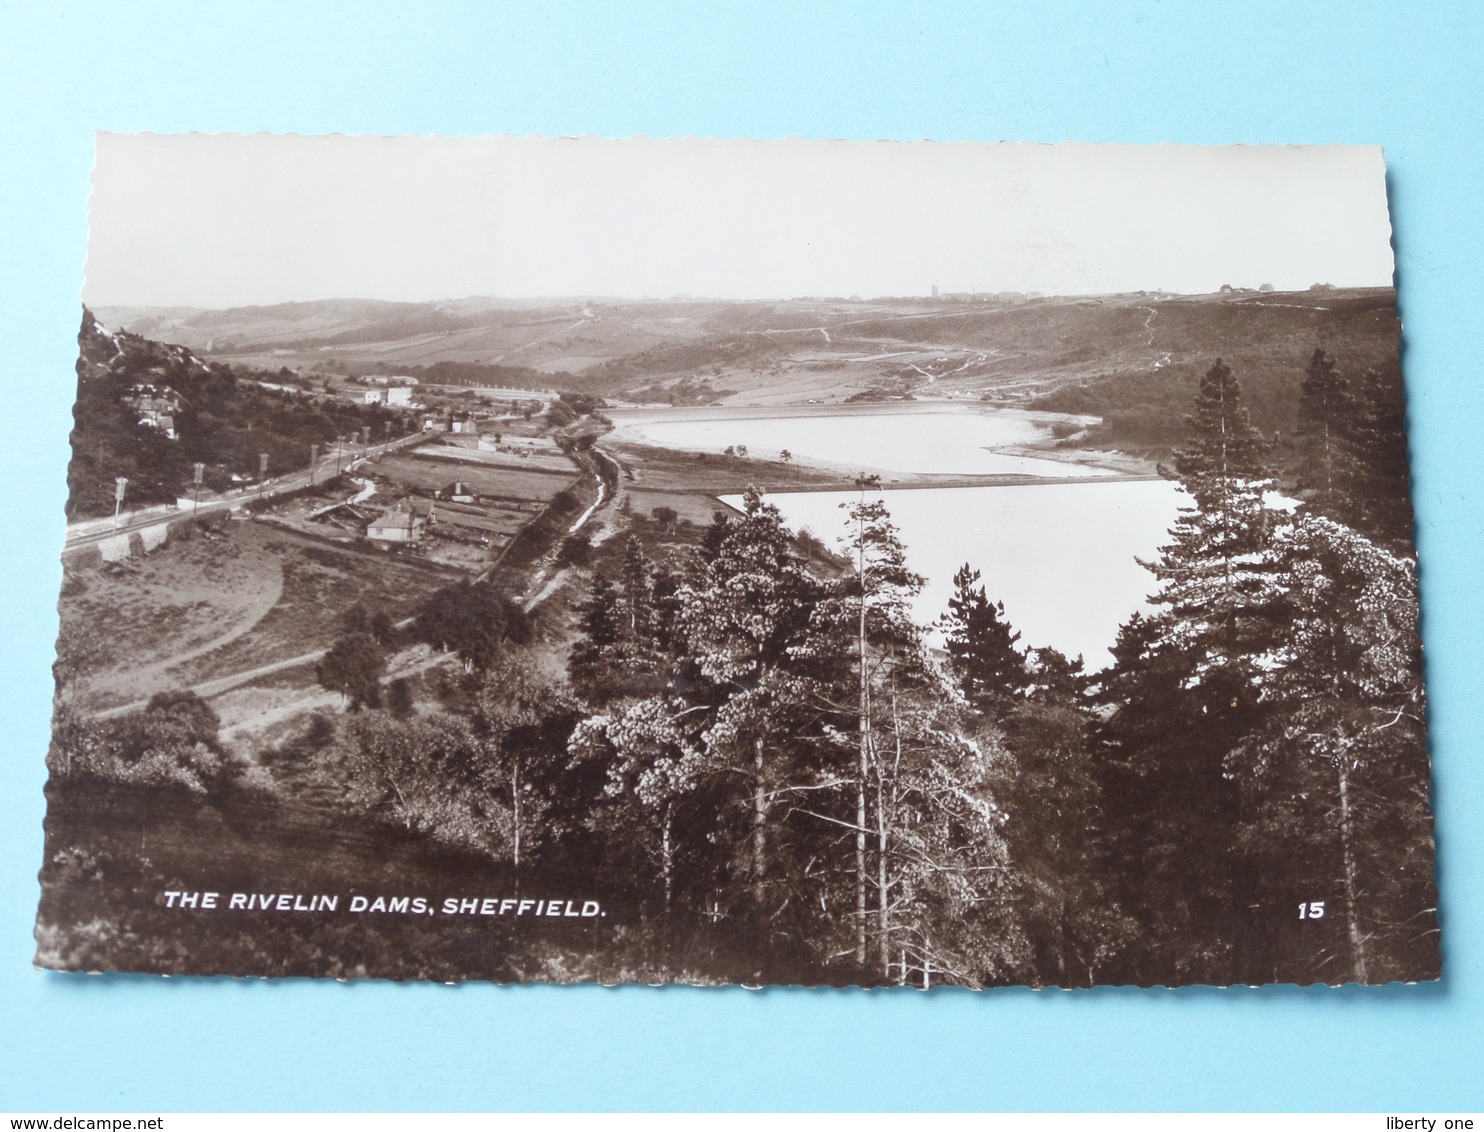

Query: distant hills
(94, 288), (1404, 449)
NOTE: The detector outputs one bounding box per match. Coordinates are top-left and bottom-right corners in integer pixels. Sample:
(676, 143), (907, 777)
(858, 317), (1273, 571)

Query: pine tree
(1295, 347), (1358, 523)
(1225, 515), (1435, 983)
(940, 563), (1026, 709)
(1095, 359), (1286, 984)
(1149, 357), (1283, 707)
(1349, 364), (1416, 549)
(834, 486), (924, 968)
(803, 487), (1023, 984)
(618, 534), (656, 639)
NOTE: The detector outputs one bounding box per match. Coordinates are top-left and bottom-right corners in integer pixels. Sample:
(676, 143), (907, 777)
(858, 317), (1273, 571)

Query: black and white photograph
(36, 134), (1437, 988)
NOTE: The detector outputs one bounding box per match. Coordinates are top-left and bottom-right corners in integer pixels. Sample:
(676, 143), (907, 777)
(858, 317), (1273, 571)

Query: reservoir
(613, 402), (1184, 668)
(610, 402), (1107, 478)
(748, 480), (1183, 669)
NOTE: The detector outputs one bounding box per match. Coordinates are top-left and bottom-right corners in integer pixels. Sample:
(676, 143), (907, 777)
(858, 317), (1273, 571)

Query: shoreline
(606, 398), (1099, 429)
(605, 399), (1152, 483)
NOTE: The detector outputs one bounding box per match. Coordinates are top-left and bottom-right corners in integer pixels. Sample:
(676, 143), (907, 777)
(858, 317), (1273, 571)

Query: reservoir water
(611, 403), (1106, 478)
(744, 481), (1183, 669)
(615, 402), (1184, 668)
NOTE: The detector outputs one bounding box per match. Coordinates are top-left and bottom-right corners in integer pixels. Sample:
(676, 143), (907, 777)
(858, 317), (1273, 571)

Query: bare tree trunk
(661, 802), (673, 908)
(1337, 758), (1368, 982)
(877, 773), (889, 977)
(511, 756), (521, 868)
(878, 687), (901, 978)
(753, 736), (767, 909)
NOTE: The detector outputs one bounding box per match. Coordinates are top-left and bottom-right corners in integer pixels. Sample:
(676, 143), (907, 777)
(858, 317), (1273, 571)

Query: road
(87, 441), (616, 722)
(62, 431), (432, 553)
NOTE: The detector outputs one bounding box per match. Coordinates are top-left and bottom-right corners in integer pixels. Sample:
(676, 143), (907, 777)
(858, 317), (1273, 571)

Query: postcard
(37, 135), (1437, 986)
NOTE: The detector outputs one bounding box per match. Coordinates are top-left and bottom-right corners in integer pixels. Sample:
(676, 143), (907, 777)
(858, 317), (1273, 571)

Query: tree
(940, 563), (1026, 709)
(1093, 359), (1285, 984)
(1349, 363), (1416, 549)
(1295, 348), (1358, 522)
(1225, 515), (1434, 983)
(567, 540), (674, 706)
(834, 482), (923, 968)
(670, 489), (829, 938)
(386, 677), (415, 719)
(796, 483), (1024, 984)
(316, 632), (386, 709)
(470, 660), (577, 867)
(343, 601), (398, 647)
(1147, 357), (1282, 711)
(414, 581), (530, 672)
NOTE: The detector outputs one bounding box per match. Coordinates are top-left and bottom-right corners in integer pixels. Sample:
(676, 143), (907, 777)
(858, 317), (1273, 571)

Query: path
(217, 647), (458, 742)
(515, 445), (623, 613)
(90, 642), (331, 721)
(88, 560), (286, 707)
(492, 319), (590, 363)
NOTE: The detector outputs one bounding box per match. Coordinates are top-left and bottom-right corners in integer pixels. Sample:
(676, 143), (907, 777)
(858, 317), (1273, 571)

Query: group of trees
(49, 691), (228, 796)
(563, 497), (1025, 985)
(921, 349), (1430, 986)
(1086, 352), (1432, 984)
(315, 585), (531, 710)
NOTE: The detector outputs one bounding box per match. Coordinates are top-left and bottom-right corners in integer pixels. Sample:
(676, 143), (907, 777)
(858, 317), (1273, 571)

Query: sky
(83, 134), (1396, 308)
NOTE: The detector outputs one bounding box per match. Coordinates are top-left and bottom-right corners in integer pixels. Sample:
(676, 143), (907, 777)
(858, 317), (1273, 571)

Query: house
(366, 502), (427, 544)
(362, 389), (385, 404)
(439, 481), (476, 504)
(129, 385), (182, 438)
(387, 387), (413, 407)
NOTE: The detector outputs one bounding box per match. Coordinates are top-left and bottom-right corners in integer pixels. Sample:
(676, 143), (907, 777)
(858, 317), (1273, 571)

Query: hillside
(68, 308), (408, 519)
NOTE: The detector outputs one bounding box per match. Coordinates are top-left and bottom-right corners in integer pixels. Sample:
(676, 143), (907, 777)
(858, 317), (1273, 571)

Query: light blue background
(2, 0), (1480, 1112)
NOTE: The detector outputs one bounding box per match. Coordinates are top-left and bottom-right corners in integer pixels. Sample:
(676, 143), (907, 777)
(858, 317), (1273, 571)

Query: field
(60, 521), (462, 716)
(373, 450), (577, 502)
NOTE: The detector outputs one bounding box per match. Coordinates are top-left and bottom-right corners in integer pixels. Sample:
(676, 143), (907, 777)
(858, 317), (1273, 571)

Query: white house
(366, 503), (426, 543)
(387, 387), (413, 407)
(362, 389), (385, 405)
